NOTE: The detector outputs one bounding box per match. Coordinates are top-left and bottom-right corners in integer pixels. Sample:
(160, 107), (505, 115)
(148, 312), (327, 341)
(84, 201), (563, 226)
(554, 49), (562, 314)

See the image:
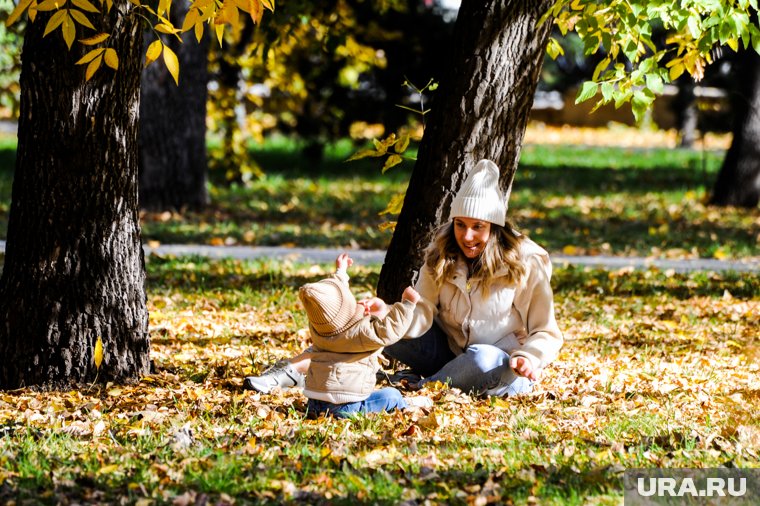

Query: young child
(294, 253), (423, 418)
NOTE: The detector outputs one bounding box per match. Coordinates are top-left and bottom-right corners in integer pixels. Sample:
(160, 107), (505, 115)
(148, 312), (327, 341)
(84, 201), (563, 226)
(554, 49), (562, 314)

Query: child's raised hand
(401, 286), (420, 304)
(335, 252), (353, 272)
(358, 297), (388, 318)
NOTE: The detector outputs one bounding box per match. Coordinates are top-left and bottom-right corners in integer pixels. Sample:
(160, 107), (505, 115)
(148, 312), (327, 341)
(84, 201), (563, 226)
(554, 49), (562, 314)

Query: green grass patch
(0, 135), (757, 259)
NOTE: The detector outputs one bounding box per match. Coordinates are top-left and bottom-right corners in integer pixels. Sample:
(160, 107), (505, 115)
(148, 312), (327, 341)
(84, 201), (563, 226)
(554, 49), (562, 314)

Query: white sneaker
(405, 396), (433, 409)
(243, 360), (305, 394)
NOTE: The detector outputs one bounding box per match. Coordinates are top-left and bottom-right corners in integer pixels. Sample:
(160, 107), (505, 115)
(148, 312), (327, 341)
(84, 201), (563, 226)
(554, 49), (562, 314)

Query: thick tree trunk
(710, 49), (760, 207)
(378, 0), (554, 302)
(139, 2), (210, 211)
(0, 3), (150, 389)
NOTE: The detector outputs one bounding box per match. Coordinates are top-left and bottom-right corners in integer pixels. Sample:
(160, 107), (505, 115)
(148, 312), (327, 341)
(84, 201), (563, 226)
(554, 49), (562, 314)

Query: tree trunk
(710, 49), (760, 207)
(378, 0), (554, 302)
(139, 2), (210, 211)
(0, 3), (150, 389)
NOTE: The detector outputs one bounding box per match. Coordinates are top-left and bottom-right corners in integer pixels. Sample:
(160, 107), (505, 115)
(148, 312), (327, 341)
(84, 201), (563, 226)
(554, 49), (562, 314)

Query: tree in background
(378, 0), (554, 301)
(710, 47), (760, 207)
(550, 0), (760, 208)
(138, 0), (210, 211)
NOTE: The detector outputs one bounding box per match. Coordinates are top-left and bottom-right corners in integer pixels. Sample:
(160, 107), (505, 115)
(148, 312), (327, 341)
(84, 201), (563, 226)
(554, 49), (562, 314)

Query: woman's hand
(358, 297), (389, 318)
(510, 356), (541, 381)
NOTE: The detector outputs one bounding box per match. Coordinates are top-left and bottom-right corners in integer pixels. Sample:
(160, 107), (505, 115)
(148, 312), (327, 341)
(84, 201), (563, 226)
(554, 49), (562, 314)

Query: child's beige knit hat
(449, 159), (506, 226)
(299, 278), (364, 336)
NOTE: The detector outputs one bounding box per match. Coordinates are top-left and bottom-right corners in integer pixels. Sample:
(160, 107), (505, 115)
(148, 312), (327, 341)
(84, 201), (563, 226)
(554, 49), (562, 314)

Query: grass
(0, 130), (757, 503)
(0, 132), (757, 259)
(2, 256), (757, 504)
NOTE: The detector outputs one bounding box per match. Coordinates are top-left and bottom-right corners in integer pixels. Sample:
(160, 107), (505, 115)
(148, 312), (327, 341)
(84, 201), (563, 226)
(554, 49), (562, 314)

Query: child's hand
(401, 286), (420, 304)
(358, 297), (389, 318)
(335, 253), (353, 272)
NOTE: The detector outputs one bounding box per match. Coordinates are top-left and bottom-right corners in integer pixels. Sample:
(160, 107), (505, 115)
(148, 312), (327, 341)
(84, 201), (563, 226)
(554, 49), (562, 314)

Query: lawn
(0, 129), (757, 259)
(0, 257), (757, 504)
(0, 128), (758, 504)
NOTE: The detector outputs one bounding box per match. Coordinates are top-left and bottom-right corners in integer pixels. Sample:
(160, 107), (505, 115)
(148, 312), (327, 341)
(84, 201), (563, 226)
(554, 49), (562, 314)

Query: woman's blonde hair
(424, 219), (526, 296)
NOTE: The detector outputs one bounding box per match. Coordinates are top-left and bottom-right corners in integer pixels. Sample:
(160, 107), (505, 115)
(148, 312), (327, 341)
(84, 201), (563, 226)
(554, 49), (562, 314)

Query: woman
(245, 159), (563, 397)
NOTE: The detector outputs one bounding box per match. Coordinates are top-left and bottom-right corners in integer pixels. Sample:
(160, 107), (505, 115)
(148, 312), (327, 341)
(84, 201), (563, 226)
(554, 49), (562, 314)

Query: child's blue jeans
(384, 323), (533, 397)
(306, 387), (407, 418)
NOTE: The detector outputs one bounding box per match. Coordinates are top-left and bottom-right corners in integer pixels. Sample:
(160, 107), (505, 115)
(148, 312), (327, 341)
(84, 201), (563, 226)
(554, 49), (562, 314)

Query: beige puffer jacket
(304, 298), (417, 404)
(406, 237), (563, 371)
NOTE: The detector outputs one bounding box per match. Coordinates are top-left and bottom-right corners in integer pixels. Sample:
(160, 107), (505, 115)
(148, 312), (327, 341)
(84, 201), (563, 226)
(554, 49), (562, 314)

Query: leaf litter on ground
(0, 258), (757, 504)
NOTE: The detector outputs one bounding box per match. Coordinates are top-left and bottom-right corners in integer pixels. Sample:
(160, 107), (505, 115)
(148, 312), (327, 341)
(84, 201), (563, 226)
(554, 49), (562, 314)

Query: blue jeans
(306, 387), (407, 418)
(384, 323), (533, 397)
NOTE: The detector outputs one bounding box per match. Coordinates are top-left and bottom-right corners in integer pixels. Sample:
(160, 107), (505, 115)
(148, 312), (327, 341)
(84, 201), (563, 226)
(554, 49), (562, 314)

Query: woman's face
(453, 217), (491, 259)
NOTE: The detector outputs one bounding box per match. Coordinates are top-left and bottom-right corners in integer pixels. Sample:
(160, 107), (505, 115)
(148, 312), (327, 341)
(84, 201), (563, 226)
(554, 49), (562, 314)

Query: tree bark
(0, 3), (150, 389)
(710, 49), (760, 208)
(378, 0), (554, 302)
(139, 2), (210, 211)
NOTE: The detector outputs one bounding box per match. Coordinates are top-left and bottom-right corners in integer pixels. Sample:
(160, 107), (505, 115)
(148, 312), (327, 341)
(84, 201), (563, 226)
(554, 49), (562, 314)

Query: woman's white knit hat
(299, 278), (363, 336)
(449, 159), (506, 226)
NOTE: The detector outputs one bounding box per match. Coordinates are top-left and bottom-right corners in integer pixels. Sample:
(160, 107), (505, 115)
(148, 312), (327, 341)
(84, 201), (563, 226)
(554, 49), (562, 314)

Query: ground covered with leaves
(0, 258), (757, 505)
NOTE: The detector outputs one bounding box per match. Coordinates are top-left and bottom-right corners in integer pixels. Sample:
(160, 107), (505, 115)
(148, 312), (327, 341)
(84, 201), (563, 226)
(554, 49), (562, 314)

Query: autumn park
(0, 0), (758, 504)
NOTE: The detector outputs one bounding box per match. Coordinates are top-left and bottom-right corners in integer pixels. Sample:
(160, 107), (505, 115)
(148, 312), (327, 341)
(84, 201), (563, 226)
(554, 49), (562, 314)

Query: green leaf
(575, 81), (599, 104)
(600, 81), (614, 102)
(645, 73), (664, 94)
(687, 15), (700, 39)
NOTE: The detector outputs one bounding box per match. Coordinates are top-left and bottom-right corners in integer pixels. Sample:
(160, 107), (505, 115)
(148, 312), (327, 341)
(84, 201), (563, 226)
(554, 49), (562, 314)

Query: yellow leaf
(97, 464), (120, 474)
(70, 9), (95, 29)
(94, 336), (104, 369)
(379, 193), (405, 216)
(260, 0), (274, 11)
(562, 245), (578, 255)
(36, 0), (67, 11)
(163, 45), (179, 85)
(43, 9), (67, 36)
(249, 0), (262, 23)
(155, 22), (178, 34)
(713, 248), (728, 260)
(381, 154), (403, 173)
(394, 133), (410, 153)
(6, 0), (34, 26)
(75, 47), (104, 64)
(79, 33), (109, 45)
(145, 39), (162, 66)
(194, 21), (204, 43)
(157, 0), (170, 16)
(85, 54), (101, 80)
(215, 23), (224, 46)
(345, 148), (382, 161)
(62, 15), (75, 49)
(104, 48), (118, 70)
(181, 8), (199, 32)
(71, 0), (99, 12)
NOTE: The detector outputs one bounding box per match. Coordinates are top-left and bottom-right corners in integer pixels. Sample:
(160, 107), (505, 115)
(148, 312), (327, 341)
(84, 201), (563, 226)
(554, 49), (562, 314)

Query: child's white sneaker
(405, 396), (433, 409)
(243, 360), (305, 394)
